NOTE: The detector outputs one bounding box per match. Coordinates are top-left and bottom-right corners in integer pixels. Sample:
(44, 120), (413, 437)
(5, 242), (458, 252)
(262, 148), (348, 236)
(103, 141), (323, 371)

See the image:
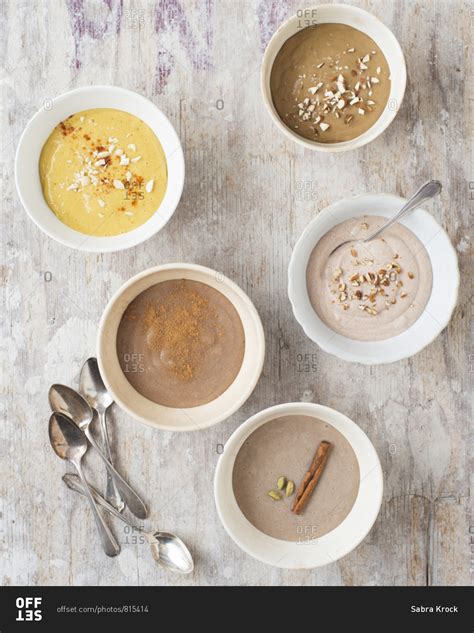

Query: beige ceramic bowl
(261, 3), (406, 152)
(97, 264), (265, 431)
(214, 402), (383, 568)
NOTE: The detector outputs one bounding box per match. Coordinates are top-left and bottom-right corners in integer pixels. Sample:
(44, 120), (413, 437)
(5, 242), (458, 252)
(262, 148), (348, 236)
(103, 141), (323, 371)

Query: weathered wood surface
(1, 0), (472, 586)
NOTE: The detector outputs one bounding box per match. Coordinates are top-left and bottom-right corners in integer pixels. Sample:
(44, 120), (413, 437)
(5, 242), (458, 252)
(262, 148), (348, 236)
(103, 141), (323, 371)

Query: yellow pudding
(39, 108), (167, 236)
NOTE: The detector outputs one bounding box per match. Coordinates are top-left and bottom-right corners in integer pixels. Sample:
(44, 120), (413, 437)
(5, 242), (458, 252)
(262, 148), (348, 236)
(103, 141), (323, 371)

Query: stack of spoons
(48, 357), (193, 575)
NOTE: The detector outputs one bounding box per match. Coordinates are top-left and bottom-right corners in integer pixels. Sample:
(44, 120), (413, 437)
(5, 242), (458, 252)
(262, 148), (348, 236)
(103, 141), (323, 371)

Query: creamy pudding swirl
(306, 216), (433, 341)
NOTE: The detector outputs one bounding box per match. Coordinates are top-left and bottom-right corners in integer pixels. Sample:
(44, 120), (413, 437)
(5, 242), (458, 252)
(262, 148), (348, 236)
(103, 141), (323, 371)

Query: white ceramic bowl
(15, 85), (184, 252)
(98, 264), (265, 431)
(261, 3), (406, 152)
(288, 194), (460, 364)
(214, 402), (383, 569)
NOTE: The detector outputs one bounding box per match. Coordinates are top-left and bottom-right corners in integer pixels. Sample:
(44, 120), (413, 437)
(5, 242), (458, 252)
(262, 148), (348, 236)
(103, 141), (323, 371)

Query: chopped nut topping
(328, 250), (413, 321)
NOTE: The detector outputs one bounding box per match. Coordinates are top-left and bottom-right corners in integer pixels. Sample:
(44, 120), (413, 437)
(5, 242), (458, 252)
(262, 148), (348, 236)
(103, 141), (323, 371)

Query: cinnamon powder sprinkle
(141, 281), (219, 381)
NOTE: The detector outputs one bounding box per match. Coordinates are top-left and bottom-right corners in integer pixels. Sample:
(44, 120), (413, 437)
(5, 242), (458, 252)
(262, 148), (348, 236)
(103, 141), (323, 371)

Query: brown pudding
(270, 23), (391, 143)
(116, 279), (245, 408)
(232, 415), (360, 542)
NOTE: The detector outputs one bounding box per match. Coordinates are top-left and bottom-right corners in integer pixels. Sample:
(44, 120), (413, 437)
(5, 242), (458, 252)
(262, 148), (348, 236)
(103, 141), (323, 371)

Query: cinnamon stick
(291, 441), (332, 515)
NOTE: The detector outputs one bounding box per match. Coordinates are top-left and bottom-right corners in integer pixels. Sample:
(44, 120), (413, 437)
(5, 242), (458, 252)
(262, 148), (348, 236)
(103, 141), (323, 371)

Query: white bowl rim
(15, 84), (185, 252)
(214, 402), (383, 569)
(97, 263), (265, 432)
(288, 193), (460, 364)
(260, 3), (407, 152)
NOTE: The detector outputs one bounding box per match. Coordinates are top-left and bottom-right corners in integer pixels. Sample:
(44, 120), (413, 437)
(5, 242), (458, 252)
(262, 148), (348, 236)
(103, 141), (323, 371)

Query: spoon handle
(84, 427), (148, 520)
(96, 408), (125, 512)
(63, 473), (140, 530)
(72, 461), (121, 557)
(365, 180), (442, 242)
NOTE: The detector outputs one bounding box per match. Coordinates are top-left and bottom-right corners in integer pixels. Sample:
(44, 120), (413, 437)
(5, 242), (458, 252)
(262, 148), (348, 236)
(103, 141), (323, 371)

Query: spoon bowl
(80, 357), (114, 410)
(148, 531), (194, 575)
(49, 411), (88, 462)
(49, 384), (93, 430)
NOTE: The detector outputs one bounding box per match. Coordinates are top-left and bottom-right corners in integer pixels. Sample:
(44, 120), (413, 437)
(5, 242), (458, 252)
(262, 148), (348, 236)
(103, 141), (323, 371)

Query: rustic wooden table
(1, 0), (472, 586)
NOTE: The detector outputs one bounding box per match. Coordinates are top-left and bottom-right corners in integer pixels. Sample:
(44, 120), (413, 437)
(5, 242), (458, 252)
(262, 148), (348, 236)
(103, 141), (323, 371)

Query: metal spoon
(49, 412), (120, 557)
(49, 384), (148, 519)
(79, 358), (122, 511)
(62, 474), (194, 575)
(329, 180), (442, 256)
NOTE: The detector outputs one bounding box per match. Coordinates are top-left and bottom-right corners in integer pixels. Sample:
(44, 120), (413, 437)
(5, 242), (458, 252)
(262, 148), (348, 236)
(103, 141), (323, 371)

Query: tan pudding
(39, 108), (167, 236)
(116, 279), (245, 408)
(306, 216), (433, 341)
(232, 415), (360, 542)
(270, 24), (391, 143)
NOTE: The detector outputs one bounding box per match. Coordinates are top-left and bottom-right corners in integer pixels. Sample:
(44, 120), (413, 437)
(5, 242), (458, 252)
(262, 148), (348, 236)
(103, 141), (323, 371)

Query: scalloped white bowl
(214, 402), (383, 568)
(261, 3), (406, 152)
(288, 194), (459, 364)
(15, 85), (184, 252)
